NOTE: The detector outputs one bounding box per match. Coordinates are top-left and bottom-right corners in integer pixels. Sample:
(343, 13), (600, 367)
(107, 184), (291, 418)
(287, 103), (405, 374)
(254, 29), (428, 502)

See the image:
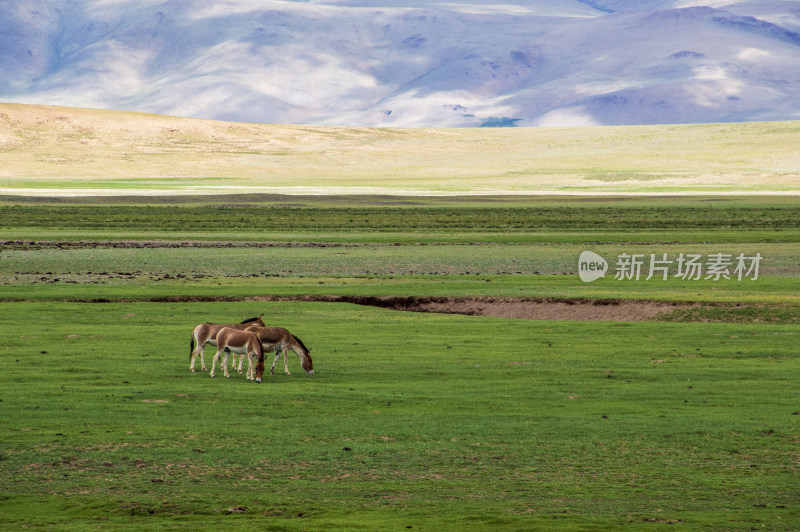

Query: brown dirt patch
(194, 295), (690, 321)
(5, 290), (705, 321)
(316, 295), (687, 321)
(57, 293), (691, 321)
(392, 297), (680, 321)
(0, 240), (353, 250)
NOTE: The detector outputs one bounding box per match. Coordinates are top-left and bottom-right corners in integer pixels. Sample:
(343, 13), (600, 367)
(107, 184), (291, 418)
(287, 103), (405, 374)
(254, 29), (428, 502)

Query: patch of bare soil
(68, 293), (687, 320)
(0, 240), (353, 250)
(313, 296), (688, 321)
(173, 295), (690, 321)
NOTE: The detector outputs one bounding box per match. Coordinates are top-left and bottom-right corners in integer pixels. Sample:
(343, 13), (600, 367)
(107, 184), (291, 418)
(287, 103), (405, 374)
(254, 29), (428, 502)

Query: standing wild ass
(189, 315), (264, 372)
(245, 326), (313, 376)
(210, 327), (266, 382)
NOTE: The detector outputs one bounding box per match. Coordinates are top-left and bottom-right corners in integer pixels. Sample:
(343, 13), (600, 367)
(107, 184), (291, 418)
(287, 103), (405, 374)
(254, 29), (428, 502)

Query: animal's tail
(190, 334), (195, 360)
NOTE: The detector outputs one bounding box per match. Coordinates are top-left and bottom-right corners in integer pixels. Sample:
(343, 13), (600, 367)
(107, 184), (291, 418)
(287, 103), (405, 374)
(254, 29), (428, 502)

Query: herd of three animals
(189, 315), (313, 383)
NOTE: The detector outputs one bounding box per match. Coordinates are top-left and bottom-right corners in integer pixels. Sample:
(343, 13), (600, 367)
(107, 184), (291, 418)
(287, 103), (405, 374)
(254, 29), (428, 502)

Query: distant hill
(2, 103), (799, 196)
(2, 1), (800, 127)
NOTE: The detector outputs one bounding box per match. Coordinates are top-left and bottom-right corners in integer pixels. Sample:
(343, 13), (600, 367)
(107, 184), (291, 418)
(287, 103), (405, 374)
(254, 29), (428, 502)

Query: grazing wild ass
(189, 315), (265, 373)
(210, 327), (266, 382)
(245, 326), (313, 376)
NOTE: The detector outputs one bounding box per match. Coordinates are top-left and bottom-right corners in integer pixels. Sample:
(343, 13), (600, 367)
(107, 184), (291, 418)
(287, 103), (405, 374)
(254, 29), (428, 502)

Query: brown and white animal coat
(245, 326), (313, 376)
(210, 327), (266, 382)
(189, 315), (264, 372)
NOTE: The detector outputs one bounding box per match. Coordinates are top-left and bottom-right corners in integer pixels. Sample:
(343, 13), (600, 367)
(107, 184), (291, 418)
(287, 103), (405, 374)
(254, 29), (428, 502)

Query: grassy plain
(1, 193), (799, 530)
(2, 103), (800, 194)
(2, 301), (799, 531)
(2, 103), (800, 529)
(2, 195), (799, 305)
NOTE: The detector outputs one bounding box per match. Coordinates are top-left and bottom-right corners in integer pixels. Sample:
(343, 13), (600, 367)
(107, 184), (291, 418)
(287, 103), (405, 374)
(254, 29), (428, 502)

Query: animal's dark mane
(239, 316), (261, 324)
(293, 334), (310, 354)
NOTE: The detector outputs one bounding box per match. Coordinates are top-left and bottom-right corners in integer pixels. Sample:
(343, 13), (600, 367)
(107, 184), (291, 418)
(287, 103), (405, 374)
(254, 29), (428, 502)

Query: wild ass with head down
(245, 326), (313, 376)
(209, 327), (266, 382)
(189, 315), (264, 373)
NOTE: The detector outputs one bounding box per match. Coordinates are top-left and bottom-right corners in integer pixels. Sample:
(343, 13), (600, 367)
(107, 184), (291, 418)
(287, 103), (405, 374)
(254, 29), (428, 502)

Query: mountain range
(2, 0), (800, 127)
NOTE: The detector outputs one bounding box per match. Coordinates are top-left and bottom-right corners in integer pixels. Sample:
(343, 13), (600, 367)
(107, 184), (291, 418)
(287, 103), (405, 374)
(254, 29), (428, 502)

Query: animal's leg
(270, 352), (280, 375)
(199, 344), (207, 372)
(236, 353), (244, 374)
(246, 353), (254, 381)
(283, 347), (291, 376)
(222, 350), (230, 378)
(210, 349), (222, 378)
(190, 338), (206, 372)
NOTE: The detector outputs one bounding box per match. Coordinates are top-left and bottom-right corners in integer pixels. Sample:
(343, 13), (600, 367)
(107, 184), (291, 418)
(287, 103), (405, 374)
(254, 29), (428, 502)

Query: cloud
(532, 107), (601, 127)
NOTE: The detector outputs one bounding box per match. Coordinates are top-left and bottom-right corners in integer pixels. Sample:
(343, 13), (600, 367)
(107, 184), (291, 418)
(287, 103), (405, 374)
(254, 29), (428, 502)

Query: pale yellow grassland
(1, 103), (799, 195)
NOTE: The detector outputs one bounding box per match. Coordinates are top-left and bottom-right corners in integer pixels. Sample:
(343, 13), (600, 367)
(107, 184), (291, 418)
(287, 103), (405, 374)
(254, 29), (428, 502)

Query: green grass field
(2, 104), (800, 529)
(2, 301), (798, 530)
(1, 194), (799, 530)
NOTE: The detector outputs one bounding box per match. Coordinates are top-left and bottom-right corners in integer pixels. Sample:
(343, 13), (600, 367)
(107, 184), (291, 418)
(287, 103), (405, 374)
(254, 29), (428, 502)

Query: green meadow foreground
(1, 300), (798, 530)
(1, 195), (799, 530)
(2, 102), (800, 530)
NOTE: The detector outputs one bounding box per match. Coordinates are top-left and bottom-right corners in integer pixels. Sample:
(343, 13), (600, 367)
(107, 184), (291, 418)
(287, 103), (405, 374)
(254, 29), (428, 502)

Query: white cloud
(532, 107), (601, 127)
(736, 47), (772, 62)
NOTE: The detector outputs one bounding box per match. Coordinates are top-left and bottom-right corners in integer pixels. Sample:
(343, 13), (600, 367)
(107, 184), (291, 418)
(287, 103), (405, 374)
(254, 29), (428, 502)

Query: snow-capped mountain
(2, 0), (799, 127)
